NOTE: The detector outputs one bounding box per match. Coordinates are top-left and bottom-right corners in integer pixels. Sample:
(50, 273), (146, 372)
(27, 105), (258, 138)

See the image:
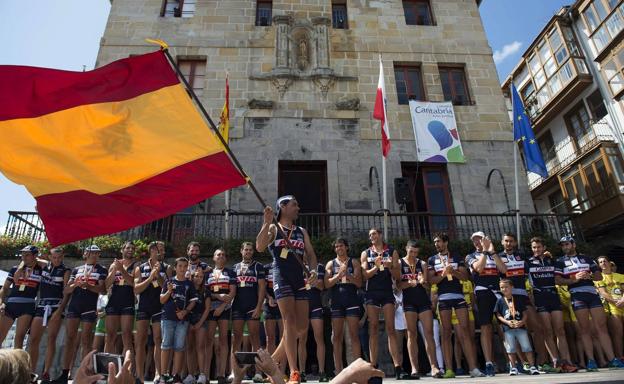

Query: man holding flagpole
(510, 84), (548, 243)
(373, 55), (391, 240)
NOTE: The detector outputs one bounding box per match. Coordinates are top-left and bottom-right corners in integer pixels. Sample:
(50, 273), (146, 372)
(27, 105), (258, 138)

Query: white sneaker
(470, 368), (485, 377)
(197, 374), (207, 384)
(227, 373), (235, 383)
(509, 367), (518, 376)
(183, 374), (197, 384)
(252, 373), (264, 382)
(529, 366), (540, 375)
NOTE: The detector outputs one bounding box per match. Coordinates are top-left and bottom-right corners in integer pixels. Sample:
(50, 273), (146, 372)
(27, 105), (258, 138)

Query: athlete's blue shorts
(364, 291), (395, 308)
(571, 291), (603, 311)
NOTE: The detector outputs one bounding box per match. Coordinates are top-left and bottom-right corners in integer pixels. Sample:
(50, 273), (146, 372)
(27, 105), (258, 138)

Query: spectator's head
(0, 349), (32, 384)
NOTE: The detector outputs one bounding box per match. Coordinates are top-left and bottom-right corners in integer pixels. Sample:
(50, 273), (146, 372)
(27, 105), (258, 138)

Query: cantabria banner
(408, 100), (466, 163)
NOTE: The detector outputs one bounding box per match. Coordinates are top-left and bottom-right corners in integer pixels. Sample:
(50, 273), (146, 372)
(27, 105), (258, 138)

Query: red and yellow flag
(218, 75), (229, 143)
(0, 51), (246, 246)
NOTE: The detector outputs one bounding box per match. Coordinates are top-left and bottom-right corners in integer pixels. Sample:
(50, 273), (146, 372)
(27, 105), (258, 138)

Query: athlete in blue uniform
(232, 242), (266, 380)
(360, 228), (403, 378)
(427, 233), (483, 378)
(27, 247), (71, 381)
(134, 241), (173, 384)
(256, 196), (319, 384)
(528, 237), (577, 373)
(0, 245), (43, 349)
(325, 238), (362, 373)
(263, 262), (283, 355)
(187, 267), (210, 384)
(183, 241), (211, 384)
(398, 240), (440, 379)
(555, 236), (624, 370)
(104, 241), (137, 354)
(464, 231), (507, 376)
(298, 263), (327, 382)
(55, 244), (107, 384)
(205, 248), (237, 384)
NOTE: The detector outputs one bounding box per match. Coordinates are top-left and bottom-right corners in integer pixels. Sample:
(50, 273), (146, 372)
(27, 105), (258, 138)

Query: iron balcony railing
(5, 210), (581, 245)
(528, 120), (617, 190)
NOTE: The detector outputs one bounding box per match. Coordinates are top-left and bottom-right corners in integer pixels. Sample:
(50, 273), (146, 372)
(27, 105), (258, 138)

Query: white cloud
(493, 41), (523, 64)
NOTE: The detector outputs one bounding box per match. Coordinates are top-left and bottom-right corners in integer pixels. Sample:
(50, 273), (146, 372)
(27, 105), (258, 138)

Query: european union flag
(511, 84), (548, 179)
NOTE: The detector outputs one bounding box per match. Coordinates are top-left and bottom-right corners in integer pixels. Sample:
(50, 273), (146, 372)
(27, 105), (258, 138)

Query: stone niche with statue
(249, 14), (356, 100)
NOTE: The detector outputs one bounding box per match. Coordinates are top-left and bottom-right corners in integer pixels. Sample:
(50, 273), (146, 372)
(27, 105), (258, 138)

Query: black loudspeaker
(394, 177), (411, 205)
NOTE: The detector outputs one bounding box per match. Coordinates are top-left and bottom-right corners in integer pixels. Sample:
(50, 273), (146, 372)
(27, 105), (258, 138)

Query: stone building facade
(96, 0), (532, 226)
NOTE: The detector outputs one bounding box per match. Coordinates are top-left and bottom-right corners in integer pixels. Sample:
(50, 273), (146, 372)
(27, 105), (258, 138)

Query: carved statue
(297, 38), (309, 70)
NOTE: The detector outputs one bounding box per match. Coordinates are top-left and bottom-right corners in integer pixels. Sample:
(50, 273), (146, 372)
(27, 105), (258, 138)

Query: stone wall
(96, 0), (533, 215)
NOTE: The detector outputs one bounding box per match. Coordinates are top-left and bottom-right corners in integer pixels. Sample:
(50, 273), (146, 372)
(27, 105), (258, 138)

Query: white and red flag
(373, 56), (391, 157)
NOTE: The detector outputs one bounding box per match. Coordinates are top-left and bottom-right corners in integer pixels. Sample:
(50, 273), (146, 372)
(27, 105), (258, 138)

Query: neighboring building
(94, 0), (534, 239)
(502, 1), (624, 254)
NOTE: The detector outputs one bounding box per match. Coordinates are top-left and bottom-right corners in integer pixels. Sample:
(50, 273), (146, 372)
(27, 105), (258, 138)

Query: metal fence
(4, 210), (581, 245)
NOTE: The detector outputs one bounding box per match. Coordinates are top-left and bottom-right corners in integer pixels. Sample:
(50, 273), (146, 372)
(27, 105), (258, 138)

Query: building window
(256, 1), (272, 26)
(564, 102), (591, 144)
(538, 130), (556, 164)
(403, 0), (434, 26)
(601, 43), (624, 97)
(581, 0), (624, 53)
(586, 89), (608, 121)
(394, 64), (425, 105)
(332, 1), (348, 29)
(160, 0), (196, 18)
(511, 22), (589, 120)
(178, 59), (206, 97)
(439, 66), (471, 105)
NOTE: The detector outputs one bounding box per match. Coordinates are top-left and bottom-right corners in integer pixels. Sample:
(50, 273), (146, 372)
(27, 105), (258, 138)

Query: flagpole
(382, 154), (388, 240)
(223, 73), (230, 240)
(511, 84), (521, 244)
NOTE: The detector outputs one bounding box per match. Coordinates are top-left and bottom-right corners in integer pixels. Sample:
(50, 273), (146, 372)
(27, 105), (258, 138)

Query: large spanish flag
(0, 51), (246, 246)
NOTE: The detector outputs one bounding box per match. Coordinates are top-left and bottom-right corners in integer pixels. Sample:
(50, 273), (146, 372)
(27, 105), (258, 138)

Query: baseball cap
(471, 231), (486, 240)
(275, 195), (295, 218)
(19, 245), (39, 254)
(85, 244), (102, 252)
(558, 235), (575, 245)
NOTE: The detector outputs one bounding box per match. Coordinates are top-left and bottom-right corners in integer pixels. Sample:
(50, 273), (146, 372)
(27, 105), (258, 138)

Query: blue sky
(0, 0), (571, 233)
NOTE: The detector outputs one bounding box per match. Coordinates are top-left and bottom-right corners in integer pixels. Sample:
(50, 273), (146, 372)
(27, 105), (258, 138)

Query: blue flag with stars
(511, 84), (548, 178)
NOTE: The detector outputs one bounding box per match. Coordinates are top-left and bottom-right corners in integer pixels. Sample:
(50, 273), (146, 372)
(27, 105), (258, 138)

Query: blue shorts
(330, 292), (361, 318)
(571, 291), (603, 311)
(4, 302), (36, 320)
(273, 264), (307, 300)
(263, 304), (282, 320)
(403, 301), (432, 314)
(512, 294), (532, 308)
(136, 304), (163, 323)
(190, 313), (208, 328)
(66, 299), (97, 323)
(34, 298), (63, 319)
(105, 294), (135, 316)
(534, 289), (562, 313)
(438, 298), (468, 312)
(208, 308), (231, 322)
(231, 306), (259, 321)
(309, 292), (323, 319)
(503, 328), (532, 353)
(474, 290), (498, 327)
(364, 291), (395, 308)
(161, 319), (189, 351)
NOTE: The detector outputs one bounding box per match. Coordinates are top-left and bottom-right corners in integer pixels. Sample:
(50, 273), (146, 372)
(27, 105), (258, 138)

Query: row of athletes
(254, 195), (624, 383)
(1, 195), (624, 383)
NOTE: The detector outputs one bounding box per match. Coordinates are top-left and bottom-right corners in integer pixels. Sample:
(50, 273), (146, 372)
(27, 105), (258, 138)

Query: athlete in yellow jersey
(596, 256), (624, 359)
